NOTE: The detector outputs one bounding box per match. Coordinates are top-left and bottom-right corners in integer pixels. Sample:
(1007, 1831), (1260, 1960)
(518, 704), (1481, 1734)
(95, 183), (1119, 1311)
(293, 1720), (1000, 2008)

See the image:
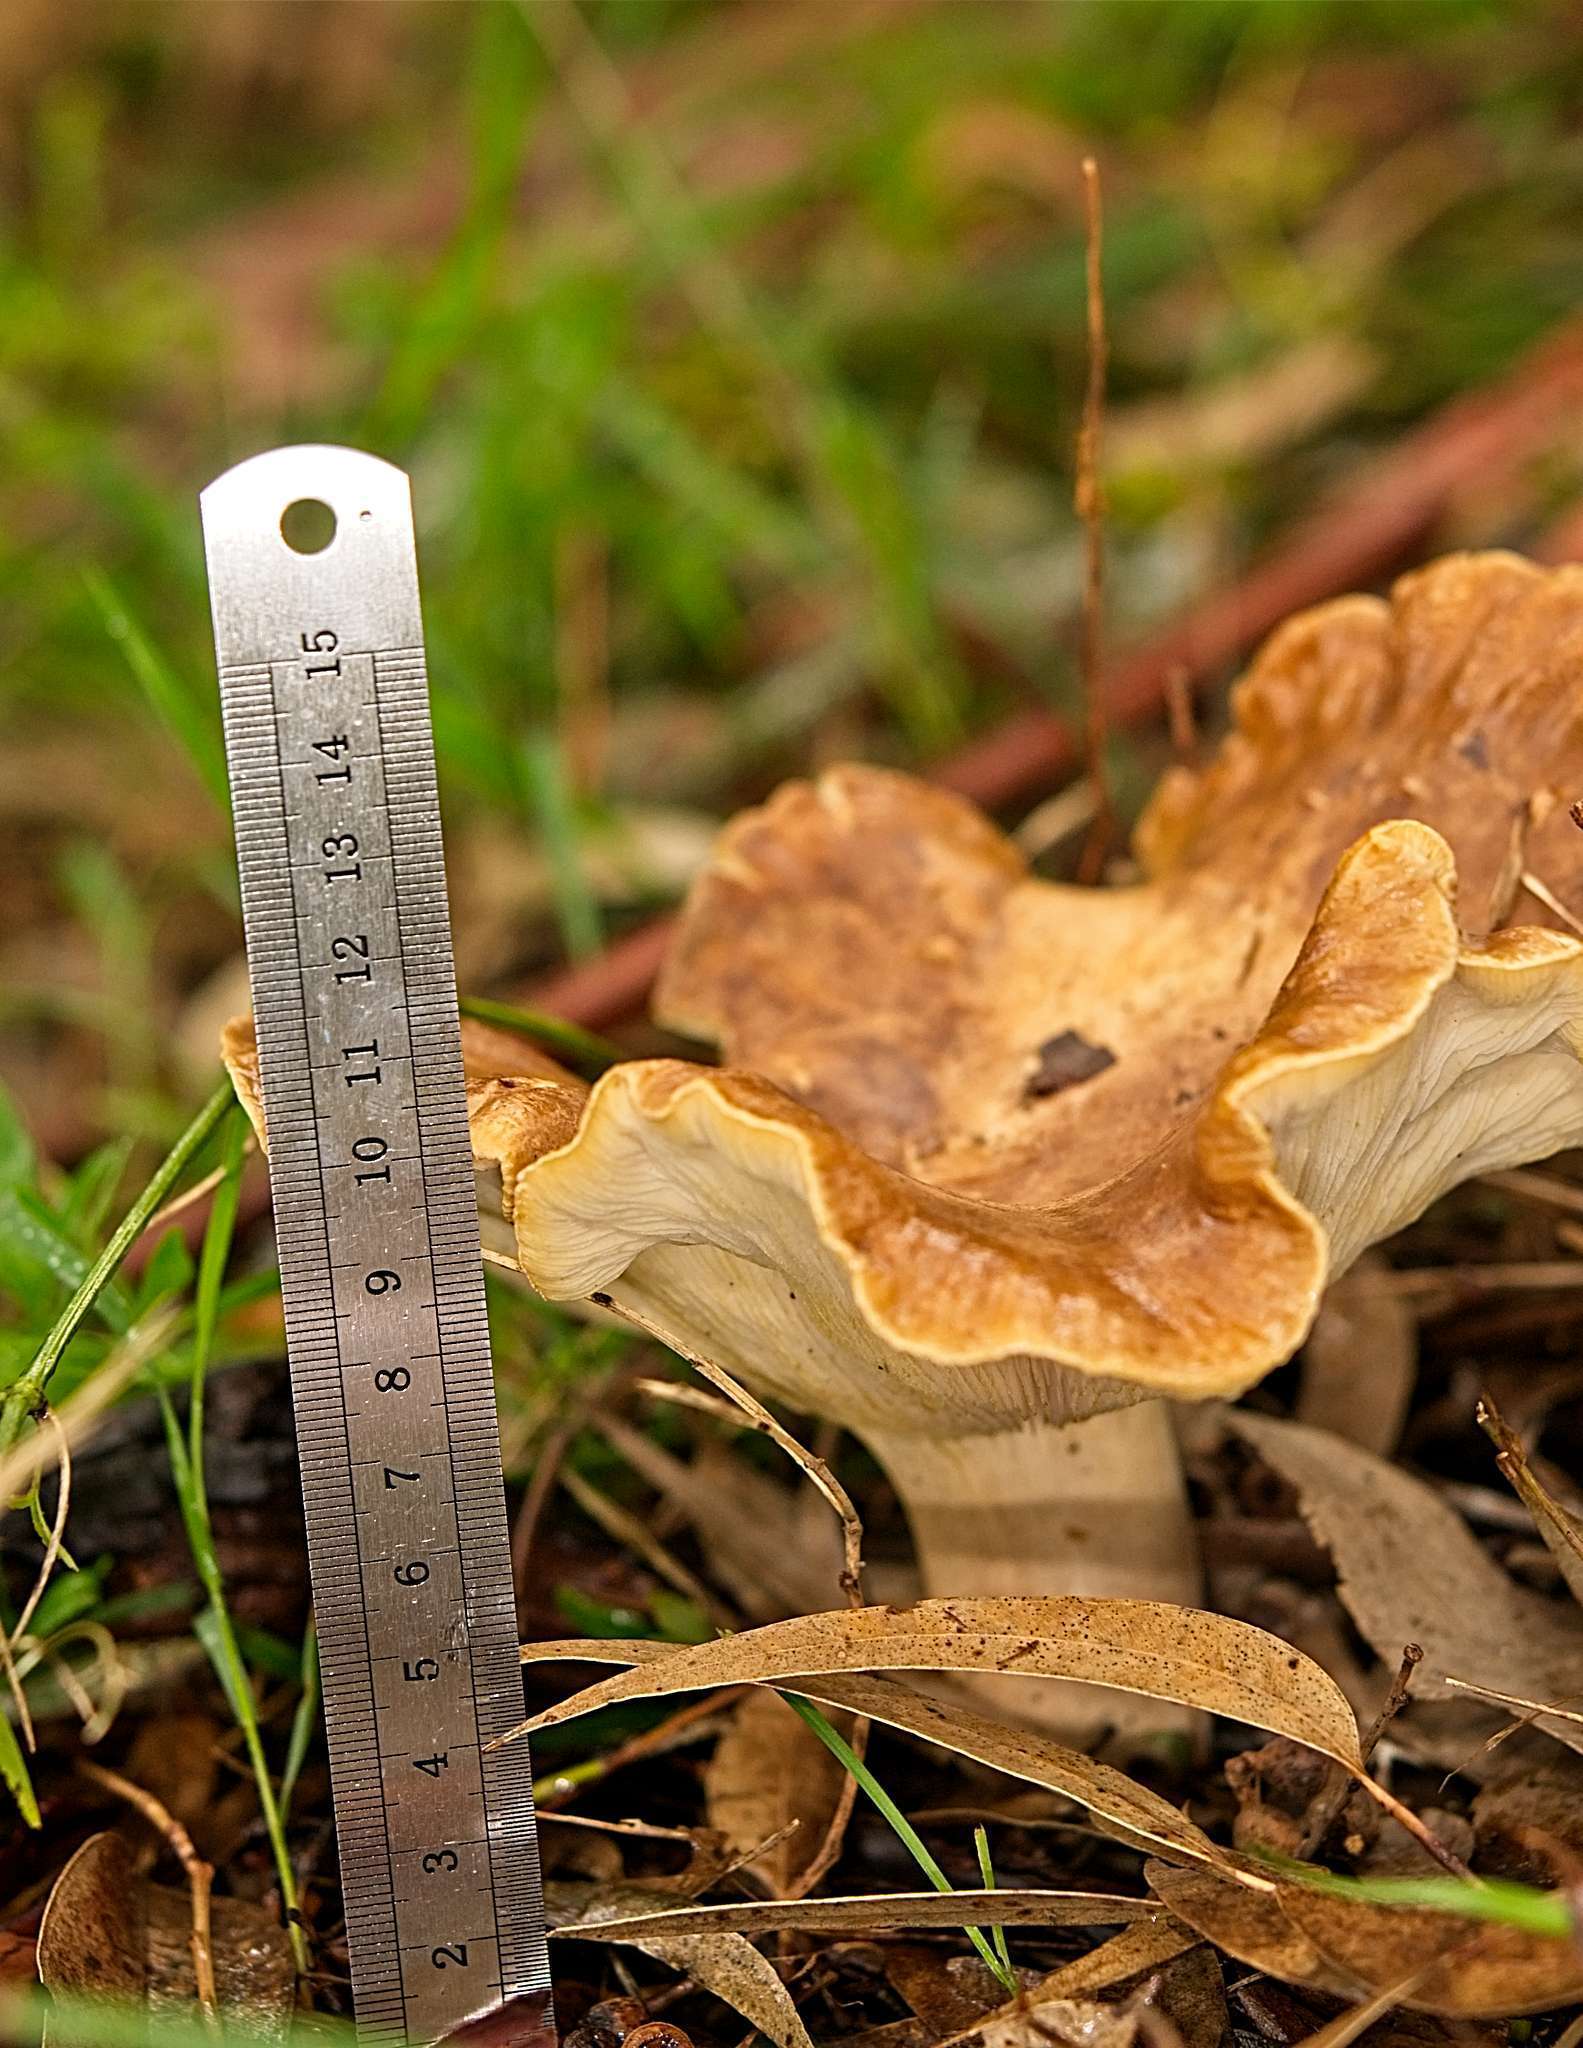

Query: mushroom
(225, 552), (1583, 1740)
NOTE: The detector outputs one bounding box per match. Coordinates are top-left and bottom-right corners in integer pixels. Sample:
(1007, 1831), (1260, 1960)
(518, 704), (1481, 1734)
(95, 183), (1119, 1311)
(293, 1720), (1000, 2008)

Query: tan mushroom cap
(222, 553), (1583, 1440)
(483, 553), (1583, 1435)
(220, 1013), (587, 1180)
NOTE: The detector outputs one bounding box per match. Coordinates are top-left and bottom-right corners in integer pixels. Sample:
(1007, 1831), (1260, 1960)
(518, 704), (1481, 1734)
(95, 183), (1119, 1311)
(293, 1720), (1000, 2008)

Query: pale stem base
(865, 1400), (1203, 1748)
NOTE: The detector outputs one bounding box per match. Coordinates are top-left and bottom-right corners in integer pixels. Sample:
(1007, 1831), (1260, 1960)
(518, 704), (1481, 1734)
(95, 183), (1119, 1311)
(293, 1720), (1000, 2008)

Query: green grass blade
(974, 1824), (1013, 1973)
(82, 568), (229, 808)
(280, 1616), (321, 1823)
(0, 1692), (41, 1828)
(459, 994), (620, 1075)
(1263, 1852), (1574, 1940)
(521, 731), (603, 961)
(782, 1691), (1017, 1993)
(2, 1080), (232, 1441)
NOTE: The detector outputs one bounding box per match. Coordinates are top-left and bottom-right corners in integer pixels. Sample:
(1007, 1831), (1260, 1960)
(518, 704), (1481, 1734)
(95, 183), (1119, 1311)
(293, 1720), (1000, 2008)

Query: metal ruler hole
(281, 496), (338, 554)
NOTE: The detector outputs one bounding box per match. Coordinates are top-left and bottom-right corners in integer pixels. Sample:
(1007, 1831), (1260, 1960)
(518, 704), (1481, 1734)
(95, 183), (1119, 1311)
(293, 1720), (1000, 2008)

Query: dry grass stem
(79, 1758), (218, 2021)
(1075, 154), (1114, 886)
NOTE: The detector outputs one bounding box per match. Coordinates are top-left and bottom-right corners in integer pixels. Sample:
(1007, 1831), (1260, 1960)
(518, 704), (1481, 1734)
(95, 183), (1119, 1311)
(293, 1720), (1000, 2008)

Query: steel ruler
(202, 445), (554, 2047)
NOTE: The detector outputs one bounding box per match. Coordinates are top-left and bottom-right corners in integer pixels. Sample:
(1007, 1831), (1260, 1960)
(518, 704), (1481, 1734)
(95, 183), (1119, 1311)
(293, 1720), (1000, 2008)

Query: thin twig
(1163, 664), (1197, 763)
(79, 1760), (218, 2022)
(1443, 1674), (1583, 1727)
(1074, 155), (1114, 888)
(600, 1297), (865, 1605)
(1481, 1166), (1583, 1218)
(632, 1378), (750, 1429)
(1519, 869), (1583, 936)
(1298, 1643), (1421, 1858)
(534, 1687), (752, 1810)
(512, 1421), (575, 1617)
(1349, 1768), (1475, 1881)
(1361, 1644), (1424, 1765)
(10, 1418), (72, 1653)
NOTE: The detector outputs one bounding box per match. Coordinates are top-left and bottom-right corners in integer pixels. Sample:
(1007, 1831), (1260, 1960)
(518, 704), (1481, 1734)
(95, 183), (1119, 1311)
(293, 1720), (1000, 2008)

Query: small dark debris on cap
(1024, 1029), (1116, 1101)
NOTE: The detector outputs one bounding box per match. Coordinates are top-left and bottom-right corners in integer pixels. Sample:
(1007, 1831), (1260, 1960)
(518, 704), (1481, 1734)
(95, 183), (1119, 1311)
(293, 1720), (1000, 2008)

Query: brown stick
(79, 1760), (218, 2021)
(1298, 1643), (1422, 1858)
(1074, 158), (1114, 887)
(516, 312), (1583, 1031)
(942, 314), (1583, 811)
(512, 1421), (574, 1622)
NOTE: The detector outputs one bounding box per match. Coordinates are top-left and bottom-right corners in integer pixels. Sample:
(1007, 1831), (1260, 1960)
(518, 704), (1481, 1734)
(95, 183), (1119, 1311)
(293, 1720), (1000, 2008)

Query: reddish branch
(525, 312), (1583, 1032)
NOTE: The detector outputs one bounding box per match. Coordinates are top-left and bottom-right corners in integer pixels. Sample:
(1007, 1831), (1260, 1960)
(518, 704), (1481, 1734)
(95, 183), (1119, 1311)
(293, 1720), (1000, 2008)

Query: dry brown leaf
(1148, 1856), (1583, 2019)
(703, 1690), (846, 1894)
(553, 1889), (1154, 1941)
(511, 1598), (1363, 1767)
(1479, 1399), (1583, 1606)
(1297, 1253), (1417, 1457)
(37, 1833), (295, 2040)
(1144, 1945), (1229, 2048)
(996, 1916), (1196, 2005)
(1228, 1411), (1583, 1751)
(1144, 1860), (1355, 1995)
(885, 1944), (1008, 2034)
(802, 1672), (1225, 1868)
(1281, 1886), (1583, 2018)
(519, 1640), (1244, 1869)
(547, 1882), (813, 2048)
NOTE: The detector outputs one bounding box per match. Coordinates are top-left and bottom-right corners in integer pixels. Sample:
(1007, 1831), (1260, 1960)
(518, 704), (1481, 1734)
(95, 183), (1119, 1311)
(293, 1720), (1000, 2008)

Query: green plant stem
(520, 731), (603, 962)
(974, 1824), (1014, 1974)
(1260, 1852), (1572, 1939)
(0, 1082), (232, 1459)
(83, 568), (230, 808)
(782, 1691), (1017, 1993)
(159, 1388), (308, 1974)
(155, 1104), (309, 1974)
(280, 1616), (321, 1824)
(188, 1107), (247, 1492)
(458, 994), (621, 1075)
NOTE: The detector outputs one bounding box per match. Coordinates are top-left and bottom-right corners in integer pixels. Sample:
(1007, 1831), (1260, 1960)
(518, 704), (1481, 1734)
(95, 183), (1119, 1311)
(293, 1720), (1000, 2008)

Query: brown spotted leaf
(519, 1638), (1285, 1869)
(549, 1889), (1153, 1941)
(513, 1599), (1362, 1767)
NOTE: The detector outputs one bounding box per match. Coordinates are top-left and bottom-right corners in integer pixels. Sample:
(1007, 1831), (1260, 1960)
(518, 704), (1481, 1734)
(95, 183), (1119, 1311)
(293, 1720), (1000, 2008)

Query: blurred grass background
(3, 0), (1582, 1168)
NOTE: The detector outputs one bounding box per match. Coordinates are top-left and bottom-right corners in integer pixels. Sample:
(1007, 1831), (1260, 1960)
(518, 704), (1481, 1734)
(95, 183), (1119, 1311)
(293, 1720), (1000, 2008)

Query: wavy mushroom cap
(224, 553), (1583, 1442)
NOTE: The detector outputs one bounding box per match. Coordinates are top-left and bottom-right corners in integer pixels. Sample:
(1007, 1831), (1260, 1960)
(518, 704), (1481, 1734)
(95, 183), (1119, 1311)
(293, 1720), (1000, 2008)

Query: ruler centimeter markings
(201, 447), (554, 2047)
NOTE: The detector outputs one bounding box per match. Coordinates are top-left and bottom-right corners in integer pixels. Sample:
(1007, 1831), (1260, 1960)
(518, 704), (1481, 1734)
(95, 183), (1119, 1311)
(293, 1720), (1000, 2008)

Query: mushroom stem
(864, 1400), (1201, 1746)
